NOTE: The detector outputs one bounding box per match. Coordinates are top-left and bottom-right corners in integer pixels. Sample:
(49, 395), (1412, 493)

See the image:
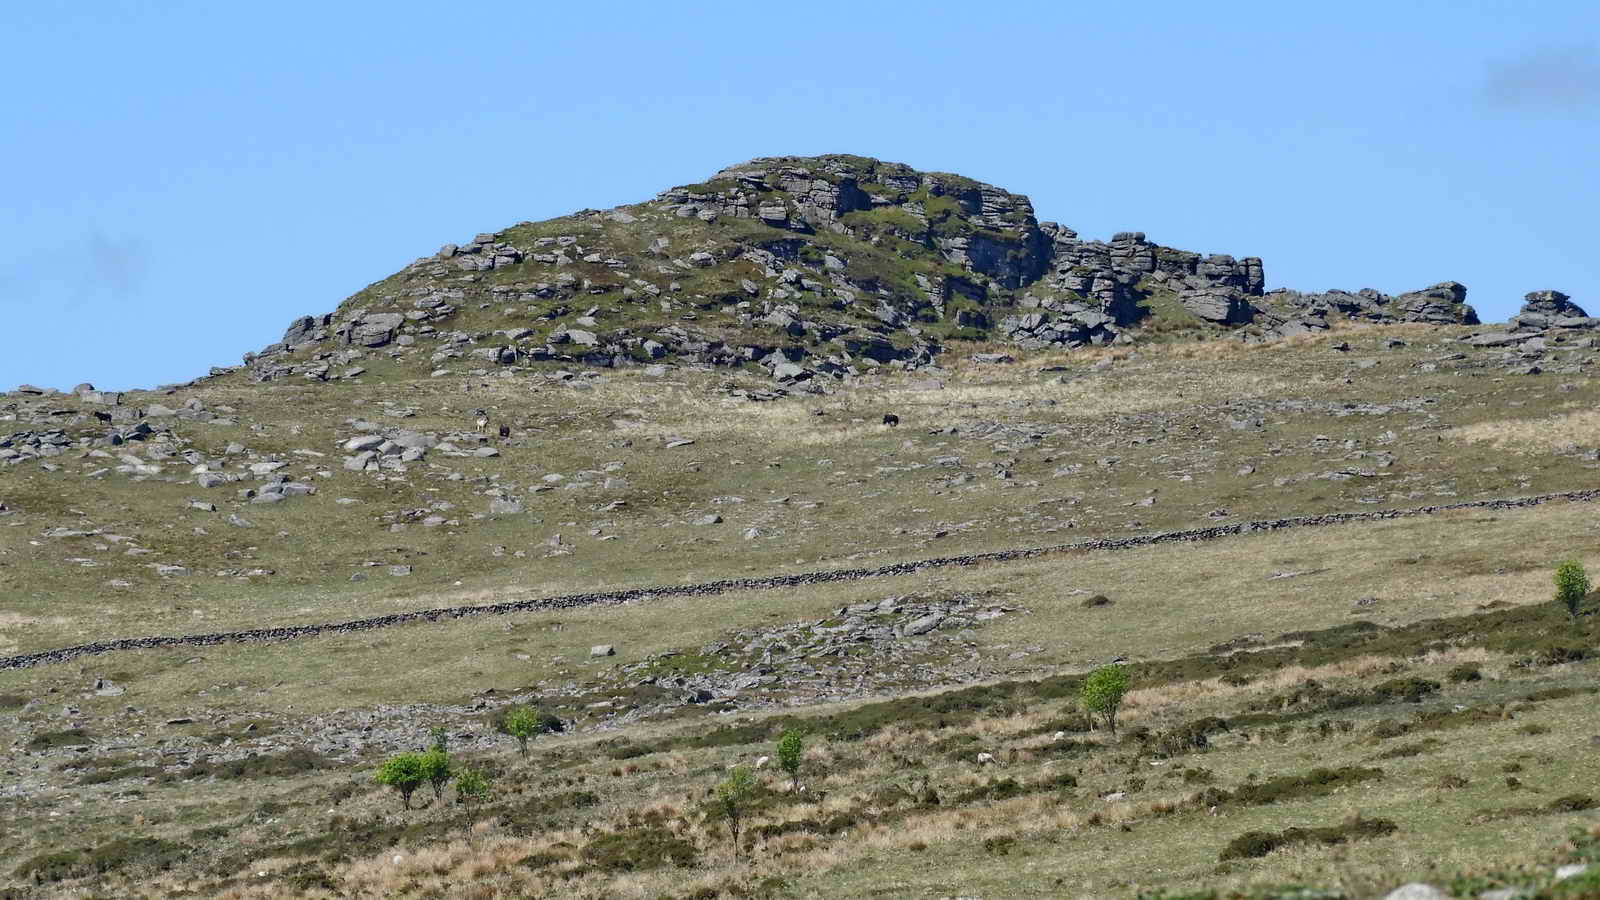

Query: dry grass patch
(1449, 408), (1600, 454)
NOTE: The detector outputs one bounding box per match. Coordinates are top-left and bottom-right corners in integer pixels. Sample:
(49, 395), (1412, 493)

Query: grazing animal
(498, 424), (510, 439)
(976, 752), (997, 766)
(473, 409), (489, 434)
(882, 413), (900, 427)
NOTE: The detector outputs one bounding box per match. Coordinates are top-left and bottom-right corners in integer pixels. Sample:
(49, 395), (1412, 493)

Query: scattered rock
(1381, 885), (1449, 900)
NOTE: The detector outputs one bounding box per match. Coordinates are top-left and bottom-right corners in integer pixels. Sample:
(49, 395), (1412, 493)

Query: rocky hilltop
(240, 154), (1483, 386)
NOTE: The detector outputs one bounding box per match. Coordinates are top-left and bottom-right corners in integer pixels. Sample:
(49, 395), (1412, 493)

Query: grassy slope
(3, 324), (1596, 656)
(4, 327), (1600, 897)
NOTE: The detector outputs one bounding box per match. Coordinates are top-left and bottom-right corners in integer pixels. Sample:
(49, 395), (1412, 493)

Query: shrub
(15, 838), (189, 884)
(374, 753), (427, 809)
(1080, 664), (1131, 735)
(27, 729), (93, 750)
(581, 827), (696, 871)
(1215, 766), (1385, 807)
(455, 767), (491, 805)
(776, 728), (804, 792)
(1549, 794), (1597, 813)
(1218, 814), (1397, 860)
(1371, 677), (1441, 703)
(175, 746), (329, 781)
(1556, 560), (1590, 620)
(419, 749), (452, 802)
(982, 835), (1017, 855)
(1447, 663), (1483, 683)
(715, 766), (757, 862)
(501, 705), (544, 756)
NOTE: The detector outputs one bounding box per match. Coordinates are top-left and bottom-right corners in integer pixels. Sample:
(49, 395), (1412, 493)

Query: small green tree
(429, 726), (450, 753)
(420, 748), (453, 802)
(501, 705), (540, 756)
(776, 728), (804, 793)
(375, 753), (427, 809)
(715, 765), (757, 862)
(1556, 560), (1590, 621)
(454, 767), (491, 805)
(1080, 664), (1131, 735)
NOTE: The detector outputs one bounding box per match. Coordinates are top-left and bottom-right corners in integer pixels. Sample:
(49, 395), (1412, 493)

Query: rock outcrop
(1510, 289), (1593, 331)
(238, 153), (1477, 386)
(1268, 281), (1479, 327)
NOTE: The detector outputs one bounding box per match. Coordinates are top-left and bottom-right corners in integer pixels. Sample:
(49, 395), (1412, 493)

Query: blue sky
(4, 1), (1598, 390)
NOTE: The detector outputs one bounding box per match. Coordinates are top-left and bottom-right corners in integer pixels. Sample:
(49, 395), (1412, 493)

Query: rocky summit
(242, 154), (1482, 389)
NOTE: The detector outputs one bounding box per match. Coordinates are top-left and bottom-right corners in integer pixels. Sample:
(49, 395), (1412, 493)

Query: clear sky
(5, 1), (1598, 391)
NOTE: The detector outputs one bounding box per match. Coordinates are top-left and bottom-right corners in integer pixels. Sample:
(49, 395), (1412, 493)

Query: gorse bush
(1555, 560), (1590, 620)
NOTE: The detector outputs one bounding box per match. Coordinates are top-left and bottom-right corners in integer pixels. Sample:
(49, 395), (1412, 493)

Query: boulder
(1522, 289), (1586, 319)
(391, 431), (438, 451)
(1181, 289), (1255, 324)
(343, 435), (384, 452)
(1512, 290), (1588, 331)
(349, 312), (406, 347)
(1381, 886), (1449, 900)
(344, 451), (378, 471)
(1393, 281), (1478, 325)
(1467, 332), (1529, 347)
(772, 362), (809, 382)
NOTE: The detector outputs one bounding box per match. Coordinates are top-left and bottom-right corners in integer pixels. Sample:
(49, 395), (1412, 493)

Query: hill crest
(241, 153), (1478, 388)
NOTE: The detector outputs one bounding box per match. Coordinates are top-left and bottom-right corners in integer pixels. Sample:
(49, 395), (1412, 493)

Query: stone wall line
(4, 488), (1596, 671)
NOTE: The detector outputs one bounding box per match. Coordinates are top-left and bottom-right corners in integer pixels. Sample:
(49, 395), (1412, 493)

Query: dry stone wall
(5, 487), (1598, 671)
